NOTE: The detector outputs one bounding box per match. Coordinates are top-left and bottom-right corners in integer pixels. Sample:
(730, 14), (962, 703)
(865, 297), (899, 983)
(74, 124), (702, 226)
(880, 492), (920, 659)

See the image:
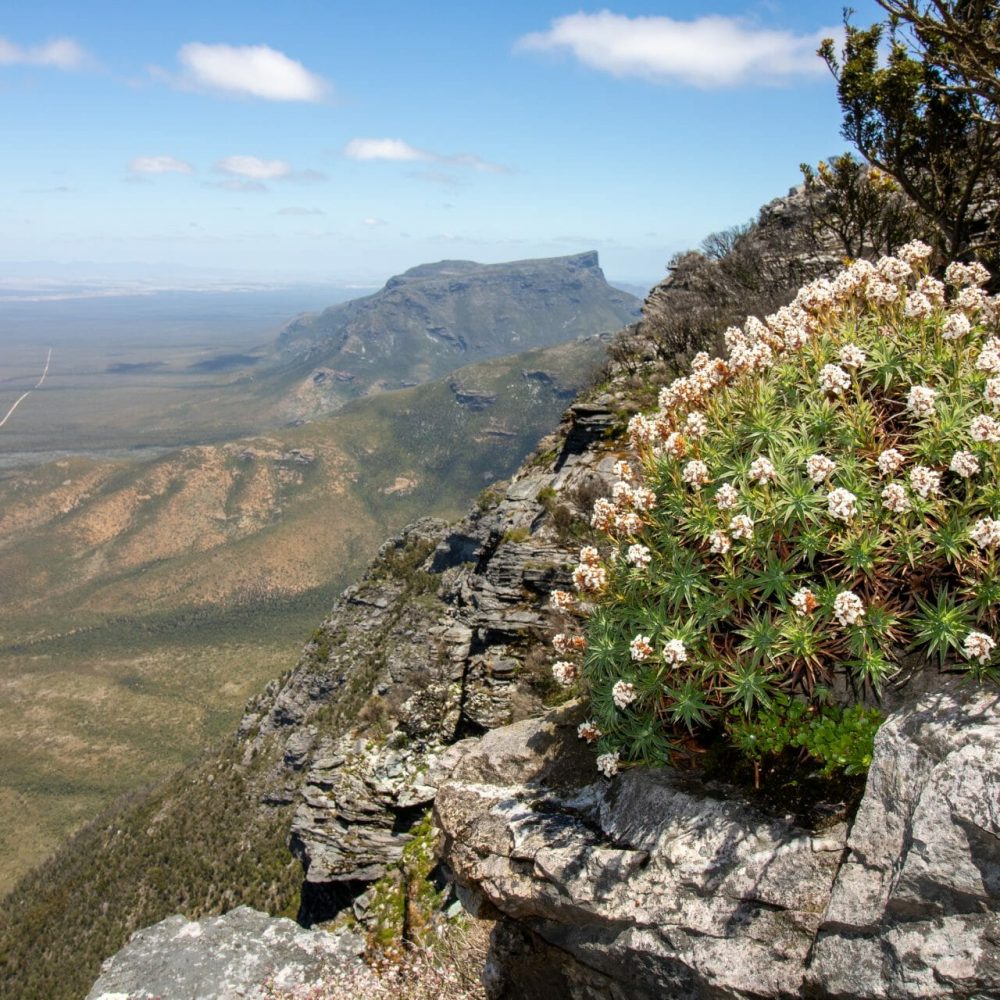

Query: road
(0, 347), (51, 429)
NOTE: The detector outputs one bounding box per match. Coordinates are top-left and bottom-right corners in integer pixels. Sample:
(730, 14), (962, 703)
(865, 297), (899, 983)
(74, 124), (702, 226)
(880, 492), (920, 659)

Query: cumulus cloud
(0, 36), (93, 71)
(173, 42), (329, 101)
(343, 137), (509, 174)
(130, 155), (194, 175)
(216, 155), (291, 180)
(515, 12), (836, 88)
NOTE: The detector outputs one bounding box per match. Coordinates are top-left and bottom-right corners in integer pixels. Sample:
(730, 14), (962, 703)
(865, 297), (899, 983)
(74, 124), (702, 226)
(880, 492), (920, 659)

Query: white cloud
(0, 36), (92, 71)
(216, 155), (291, 180)
(344, 138), (509, 173)
(130, 155), (194, 175)
(278, 206), (325, 216)
(515, 12), (835, 88)
(362, 217), (386, 226)
(175, 42), (329, 101)
(344, 138), (429, 162)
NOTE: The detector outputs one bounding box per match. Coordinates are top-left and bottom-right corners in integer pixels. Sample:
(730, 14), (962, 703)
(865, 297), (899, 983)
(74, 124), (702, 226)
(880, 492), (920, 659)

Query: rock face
(436, 683), (1000, 1000)
(86, 906), (365, 1000)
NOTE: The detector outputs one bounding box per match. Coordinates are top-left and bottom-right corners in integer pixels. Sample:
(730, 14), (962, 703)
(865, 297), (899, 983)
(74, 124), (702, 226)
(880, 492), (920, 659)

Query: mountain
(266, 252), (639, 418)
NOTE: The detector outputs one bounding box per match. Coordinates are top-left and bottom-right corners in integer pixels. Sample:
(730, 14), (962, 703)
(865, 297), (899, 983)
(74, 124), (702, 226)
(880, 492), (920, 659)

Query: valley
(0, 254), (636, 893)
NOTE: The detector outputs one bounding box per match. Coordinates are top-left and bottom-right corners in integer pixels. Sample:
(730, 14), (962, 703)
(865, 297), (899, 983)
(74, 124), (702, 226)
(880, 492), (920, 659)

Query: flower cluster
(554, 245), (1000, 776)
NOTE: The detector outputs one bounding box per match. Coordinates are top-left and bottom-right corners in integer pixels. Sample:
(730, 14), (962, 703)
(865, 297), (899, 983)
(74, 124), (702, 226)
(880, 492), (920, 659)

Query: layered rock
(436, 683), (1000, 1000)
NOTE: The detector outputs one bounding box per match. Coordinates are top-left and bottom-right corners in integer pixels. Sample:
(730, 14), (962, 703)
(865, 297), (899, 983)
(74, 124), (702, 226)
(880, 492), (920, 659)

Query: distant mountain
(266, 252), (639, 417)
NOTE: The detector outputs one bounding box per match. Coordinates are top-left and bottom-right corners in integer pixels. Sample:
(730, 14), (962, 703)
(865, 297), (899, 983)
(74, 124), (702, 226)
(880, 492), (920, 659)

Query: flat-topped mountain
(269, 252), (639, 416)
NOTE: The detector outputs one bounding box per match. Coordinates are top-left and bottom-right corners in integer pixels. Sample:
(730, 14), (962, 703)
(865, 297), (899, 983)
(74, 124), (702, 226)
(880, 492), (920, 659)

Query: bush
(548, 243), (1000, 778)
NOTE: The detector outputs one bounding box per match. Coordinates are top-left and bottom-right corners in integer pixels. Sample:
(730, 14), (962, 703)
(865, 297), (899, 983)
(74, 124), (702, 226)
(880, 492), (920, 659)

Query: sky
(0, 0), (886, 287)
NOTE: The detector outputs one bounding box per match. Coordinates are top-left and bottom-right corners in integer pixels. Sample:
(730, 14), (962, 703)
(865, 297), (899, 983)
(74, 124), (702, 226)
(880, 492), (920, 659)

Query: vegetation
(550, 245), (1000, 780)
(821, 0), (1000, 268)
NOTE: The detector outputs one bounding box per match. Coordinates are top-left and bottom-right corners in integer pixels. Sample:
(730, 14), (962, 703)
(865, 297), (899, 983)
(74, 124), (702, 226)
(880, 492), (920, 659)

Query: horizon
(2, 1), (884, 289)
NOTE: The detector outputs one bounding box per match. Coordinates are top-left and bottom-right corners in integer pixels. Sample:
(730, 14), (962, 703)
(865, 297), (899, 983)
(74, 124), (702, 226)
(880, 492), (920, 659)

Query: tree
(821, 1), (1000, 267)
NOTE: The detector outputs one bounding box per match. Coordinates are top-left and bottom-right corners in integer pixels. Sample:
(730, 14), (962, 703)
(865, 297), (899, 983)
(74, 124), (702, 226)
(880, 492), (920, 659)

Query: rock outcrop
(86, 907), (365, 1000)
(436, 683), (1000, 1000)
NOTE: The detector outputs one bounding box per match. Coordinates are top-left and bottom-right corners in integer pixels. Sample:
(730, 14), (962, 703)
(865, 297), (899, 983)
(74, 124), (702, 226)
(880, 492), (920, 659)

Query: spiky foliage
(552, 244), (1000, 776)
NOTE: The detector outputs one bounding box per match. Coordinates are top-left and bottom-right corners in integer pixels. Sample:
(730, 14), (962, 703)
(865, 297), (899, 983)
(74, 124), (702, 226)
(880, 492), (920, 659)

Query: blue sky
(1, 1), (884, 286)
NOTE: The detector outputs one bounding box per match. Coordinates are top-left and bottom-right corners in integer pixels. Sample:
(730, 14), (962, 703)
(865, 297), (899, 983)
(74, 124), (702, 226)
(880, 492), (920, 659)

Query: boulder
(86, 906), (365, 1000)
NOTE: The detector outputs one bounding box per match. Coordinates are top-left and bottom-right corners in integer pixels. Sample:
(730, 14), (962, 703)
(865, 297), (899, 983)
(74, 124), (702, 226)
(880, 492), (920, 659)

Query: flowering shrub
(552, 244), (1000, 775)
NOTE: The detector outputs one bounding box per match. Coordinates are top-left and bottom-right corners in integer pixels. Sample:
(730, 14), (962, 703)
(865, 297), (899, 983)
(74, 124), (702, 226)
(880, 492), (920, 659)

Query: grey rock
(87, 906), (365, 1000)
(437, 682), (1000, 1000)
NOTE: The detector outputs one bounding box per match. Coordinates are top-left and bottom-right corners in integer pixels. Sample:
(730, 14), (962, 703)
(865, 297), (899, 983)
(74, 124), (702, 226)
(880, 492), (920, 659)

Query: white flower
(941, 312), (971, 340)
(791, 587), (817, 617)
(896, 239), (934, 266)
(631, 486), (657, 512)
(866, 276), (901, 305)
(827, 487), (858, 521)
(904, 291), (934, 319)
(945, 260), (991, 288)
(552, 660), (578, 686)
(881, 482), (911, 513)
(729, 514), (754, 540)
(627, 413), (657, 448)
(956, 286), (989, 315)
(907, 384), (937, 418)
(970, 414), (1000, 443)
(553, 632), (586, 655)
(629, 635), (654, 661)
(596, 751), (620, 777)
(950, 450), (980, 478)
(970, 517), (1000, 549)
(617, 511), (644, 536)
(682, 460), (710, 489)
(819, 363), (851, 394)
(962, 631), (996, 665)
(572, 563), (607, 593)
(909, 465), (942, 498)
(611, 680), (636, 709)
(550, 590), (576, 613)
(840, 343), (867, 368)
(806, 453), (836, 483)
(917, 275), (946, 306)
(591, 498), (617, 532)
(976, 343), (1000, 373)
(612, 481), (636, 509)
(984, 377), (1000, 410)
(714, 483), (739, 510)
(877, 448), (906, 476)
(685, 411), (709, 440)
(709, 529), (731, 554)
(577, 720), (602, 743)
(662, 639), (687, 665)
(833, 590), (865, 626)
(612, 459), (635, 482)
(875, 255), (911, 284)
(626, 544), (651, 569)
(748, 456), (778, 485)
(659, 431), (686, 460)
(579, 545), (601, 566)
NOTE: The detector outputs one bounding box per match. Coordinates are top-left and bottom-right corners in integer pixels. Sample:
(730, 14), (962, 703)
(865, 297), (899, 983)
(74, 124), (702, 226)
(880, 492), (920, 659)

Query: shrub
(548, 244), (1000, 778)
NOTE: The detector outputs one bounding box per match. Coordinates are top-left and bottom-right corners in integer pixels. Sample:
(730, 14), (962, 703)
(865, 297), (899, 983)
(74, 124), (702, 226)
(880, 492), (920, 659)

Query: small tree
(800, 153), (928, 260)
(821, 2), (1000, 268)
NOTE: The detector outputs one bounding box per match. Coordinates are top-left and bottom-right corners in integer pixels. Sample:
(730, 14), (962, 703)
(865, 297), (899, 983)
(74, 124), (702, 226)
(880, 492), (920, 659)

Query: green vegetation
(821, 0), (1000, 268)
(555, 247), (999, 779)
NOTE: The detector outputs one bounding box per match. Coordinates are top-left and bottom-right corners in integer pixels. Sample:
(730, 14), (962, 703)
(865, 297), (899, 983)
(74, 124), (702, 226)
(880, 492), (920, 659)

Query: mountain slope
(0, 335), (606, 895)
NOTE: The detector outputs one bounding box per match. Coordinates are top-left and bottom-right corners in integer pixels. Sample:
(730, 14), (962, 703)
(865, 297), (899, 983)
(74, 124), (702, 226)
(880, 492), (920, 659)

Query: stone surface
(436, 684), (1000, 1000)
(86, 906), (365, 1000)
